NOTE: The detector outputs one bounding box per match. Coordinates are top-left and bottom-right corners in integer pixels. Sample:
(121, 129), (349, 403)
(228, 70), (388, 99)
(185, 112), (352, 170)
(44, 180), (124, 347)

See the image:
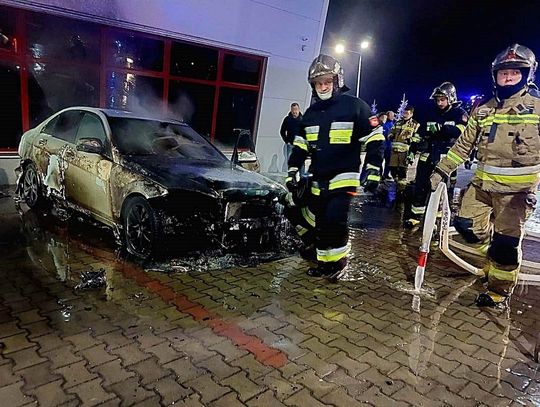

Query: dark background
(322, 0), (540, 119)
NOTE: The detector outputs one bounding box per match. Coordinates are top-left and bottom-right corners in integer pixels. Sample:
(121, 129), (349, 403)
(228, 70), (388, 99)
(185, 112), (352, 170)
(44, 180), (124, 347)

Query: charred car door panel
(64, 112), (114, 222)
(38, 111), (83, 198)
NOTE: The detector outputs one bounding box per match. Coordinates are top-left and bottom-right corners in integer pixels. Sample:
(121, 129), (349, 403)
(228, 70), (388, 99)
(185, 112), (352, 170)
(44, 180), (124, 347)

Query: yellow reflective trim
(296, 225), (309, 236)
(419, 153), (429, 162)
(488, 265), (518, 282)
(477, 115), (540, 126)
(391, 142), (409, 152)
(367, 174), (380, 182)
(311, 186), (321, 196)
(285, 177), (292, 183)
(479, 243), (489, 255)
(329, 129), (352, 144)
(411, 205), (426, 215)
(317, 245), (351, 262)
(493, 113), (539, 119)
(306, 133), (318, 141)
(456, 124), (466, 133)
(329, 179), (360, 190)
(365, 133), (385, 143)
(293, 141), (308, 151)
(475, 169), (540, 184)
(447, 150), (464, 165)
(366, 164), (379, 170)
(301, 207), (316, 227)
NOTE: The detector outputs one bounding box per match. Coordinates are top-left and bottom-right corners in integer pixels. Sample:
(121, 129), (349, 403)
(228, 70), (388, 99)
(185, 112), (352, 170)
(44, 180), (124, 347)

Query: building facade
(0, 0), (329, 184)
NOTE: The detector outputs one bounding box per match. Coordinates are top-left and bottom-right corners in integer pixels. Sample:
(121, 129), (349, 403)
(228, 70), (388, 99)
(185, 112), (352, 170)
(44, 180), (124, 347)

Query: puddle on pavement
(2, 191), (540, 403)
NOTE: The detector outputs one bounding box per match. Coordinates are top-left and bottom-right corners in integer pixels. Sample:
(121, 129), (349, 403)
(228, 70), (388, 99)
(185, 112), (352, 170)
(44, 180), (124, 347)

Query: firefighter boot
(299, 243), (316, 262)
(306, 262), (333, 278)
(475, 263), (518, 308)
(326, 258), (348, 283)
(475, 291), (509, 308)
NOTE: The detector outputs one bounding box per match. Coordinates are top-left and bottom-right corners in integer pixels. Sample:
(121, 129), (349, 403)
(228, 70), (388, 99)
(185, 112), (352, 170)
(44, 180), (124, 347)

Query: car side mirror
(76, 137), (104, 155)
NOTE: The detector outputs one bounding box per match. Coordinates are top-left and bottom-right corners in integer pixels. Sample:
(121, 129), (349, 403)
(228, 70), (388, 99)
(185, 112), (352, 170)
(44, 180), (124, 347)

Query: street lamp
(334, 40), (370, 98)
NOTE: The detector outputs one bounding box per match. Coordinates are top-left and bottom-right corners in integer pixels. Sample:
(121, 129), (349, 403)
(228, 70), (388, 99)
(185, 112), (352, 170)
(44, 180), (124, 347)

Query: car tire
(122, 196), (161, 259)
(21, 163), (46, 209)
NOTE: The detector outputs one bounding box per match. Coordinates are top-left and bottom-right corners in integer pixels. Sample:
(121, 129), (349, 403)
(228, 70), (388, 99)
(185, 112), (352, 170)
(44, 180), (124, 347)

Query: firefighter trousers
(454, 184), (536, 297)
(285, 190), (352, 272)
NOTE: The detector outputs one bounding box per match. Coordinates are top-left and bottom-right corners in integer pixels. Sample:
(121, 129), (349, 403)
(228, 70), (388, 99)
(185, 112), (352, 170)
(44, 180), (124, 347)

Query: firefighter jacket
(437, 88), (540, 193)
(360, 125), (386, 187)
(388, 118), (420, 159)
(414, 105), (468, 164)
(288, 93), (380, 194)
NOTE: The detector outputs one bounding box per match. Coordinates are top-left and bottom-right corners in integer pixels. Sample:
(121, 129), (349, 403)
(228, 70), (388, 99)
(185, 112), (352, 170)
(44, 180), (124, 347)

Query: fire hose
(414, 182), (540, 294)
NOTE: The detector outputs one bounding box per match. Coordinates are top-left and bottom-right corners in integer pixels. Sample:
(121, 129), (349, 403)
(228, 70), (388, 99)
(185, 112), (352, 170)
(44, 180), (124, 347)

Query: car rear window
(108, 117), (227, 161)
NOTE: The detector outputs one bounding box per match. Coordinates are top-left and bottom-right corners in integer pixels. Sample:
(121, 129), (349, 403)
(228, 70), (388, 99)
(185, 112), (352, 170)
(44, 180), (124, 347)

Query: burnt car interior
(108, 117), (225, 160)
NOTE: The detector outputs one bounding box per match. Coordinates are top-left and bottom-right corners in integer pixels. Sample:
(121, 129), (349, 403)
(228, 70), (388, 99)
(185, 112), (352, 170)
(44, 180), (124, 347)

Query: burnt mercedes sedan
(16, 107), (286, 258)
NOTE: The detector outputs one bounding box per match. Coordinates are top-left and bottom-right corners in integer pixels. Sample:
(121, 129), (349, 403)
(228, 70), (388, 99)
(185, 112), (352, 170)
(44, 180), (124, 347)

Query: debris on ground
(75, 268), (106, 290)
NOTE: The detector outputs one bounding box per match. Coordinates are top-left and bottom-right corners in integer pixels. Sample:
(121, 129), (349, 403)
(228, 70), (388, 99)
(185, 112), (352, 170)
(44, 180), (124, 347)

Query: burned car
(16, 107), (286, 258)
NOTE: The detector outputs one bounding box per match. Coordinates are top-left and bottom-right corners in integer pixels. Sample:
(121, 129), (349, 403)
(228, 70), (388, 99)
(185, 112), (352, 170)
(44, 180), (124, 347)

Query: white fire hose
(414, 182), (540, 293)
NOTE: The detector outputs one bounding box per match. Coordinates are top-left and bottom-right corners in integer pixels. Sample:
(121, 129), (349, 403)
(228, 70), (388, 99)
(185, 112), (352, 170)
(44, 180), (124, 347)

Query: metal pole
(356, 53), (363, 98)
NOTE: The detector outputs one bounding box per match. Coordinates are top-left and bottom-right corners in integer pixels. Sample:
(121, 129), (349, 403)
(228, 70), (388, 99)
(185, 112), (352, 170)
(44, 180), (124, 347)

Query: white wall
(1, 0), (329, 182)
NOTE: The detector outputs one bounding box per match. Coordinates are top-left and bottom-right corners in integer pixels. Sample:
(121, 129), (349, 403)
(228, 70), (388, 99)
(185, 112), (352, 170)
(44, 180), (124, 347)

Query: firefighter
(430, 44), (540, 307)
(388, 105), (420, 199)
(404, 82), (468, 227)
(284, 54), (383, 282)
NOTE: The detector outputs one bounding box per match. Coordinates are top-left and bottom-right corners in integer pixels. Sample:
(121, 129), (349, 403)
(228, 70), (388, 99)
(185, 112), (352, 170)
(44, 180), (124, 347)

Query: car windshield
(108, 117), (227, 161)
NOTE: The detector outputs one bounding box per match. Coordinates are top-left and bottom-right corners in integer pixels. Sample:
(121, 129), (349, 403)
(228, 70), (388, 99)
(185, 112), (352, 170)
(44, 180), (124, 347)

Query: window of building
(0, 61), (22, 149)
(107, 31), (164, 71)
(28, 62), (99, 127)
(170, 42), (218, 80)
(0, 7), (18, 53)
(0, 6), (265, 152)
(26, 12), (101, 64)
(222, 54), (262, 85)
(215, 87), (258, 148)
(106, 72), (163, 114)
(168, 81), (214, 137)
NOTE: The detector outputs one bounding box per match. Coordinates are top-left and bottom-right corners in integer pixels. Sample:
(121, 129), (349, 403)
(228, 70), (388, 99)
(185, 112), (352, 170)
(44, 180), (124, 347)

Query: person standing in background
(280, 103), (303, 172)
(382, 110), (395, 178)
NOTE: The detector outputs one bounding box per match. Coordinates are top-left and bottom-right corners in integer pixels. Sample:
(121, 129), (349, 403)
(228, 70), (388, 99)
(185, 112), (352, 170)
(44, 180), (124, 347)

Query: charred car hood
(122, 156), (285, 198)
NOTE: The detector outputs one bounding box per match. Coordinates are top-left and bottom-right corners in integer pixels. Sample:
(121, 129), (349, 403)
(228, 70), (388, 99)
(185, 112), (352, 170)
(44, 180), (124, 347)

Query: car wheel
(22, 163), (45, 209)
(122, 196), (160, 259)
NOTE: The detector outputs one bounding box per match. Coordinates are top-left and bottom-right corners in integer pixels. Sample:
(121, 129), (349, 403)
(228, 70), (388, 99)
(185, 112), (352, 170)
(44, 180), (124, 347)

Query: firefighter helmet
(308, 54), (345, 89)
(491, 44), (537, 85)
(430, 82), (458, 105)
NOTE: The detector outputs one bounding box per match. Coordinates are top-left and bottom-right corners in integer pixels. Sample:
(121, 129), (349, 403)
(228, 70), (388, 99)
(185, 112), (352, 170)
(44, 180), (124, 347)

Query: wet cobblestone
(0, 189), (539, 406)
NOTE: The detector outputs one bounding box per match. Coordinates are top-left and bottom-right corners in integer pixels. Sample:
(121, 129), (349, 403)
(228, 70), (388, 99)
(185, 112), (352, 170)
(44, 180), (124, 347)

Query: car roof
(58, 106), (187, 125)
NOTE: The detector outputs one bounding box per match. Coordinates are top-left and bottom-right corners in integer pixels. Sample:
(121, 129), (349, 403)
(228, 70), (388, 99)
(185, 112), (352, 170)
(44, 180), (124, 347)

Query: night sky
(322, 0), (540, 120)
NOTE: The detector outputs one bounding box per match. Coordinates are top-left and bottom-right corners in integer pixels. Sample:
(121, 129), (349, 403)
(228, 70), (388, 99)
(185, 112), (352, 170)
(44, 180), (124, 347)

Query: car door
(36, 110), (83, 197)
(64, 111), (114, 222)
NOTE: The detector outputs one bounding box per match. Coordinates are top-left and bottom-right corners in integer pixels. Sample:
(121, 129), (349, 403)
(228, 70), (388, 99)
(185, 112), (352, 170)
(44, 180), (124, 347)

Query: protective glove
(427, 122), (441, 133)
(285, 169), (298, 192)
(362, 169), (380, 193)
(429, 169), (446, 191)
(407, 152), (415, 165)
(280, 191), (296, 207)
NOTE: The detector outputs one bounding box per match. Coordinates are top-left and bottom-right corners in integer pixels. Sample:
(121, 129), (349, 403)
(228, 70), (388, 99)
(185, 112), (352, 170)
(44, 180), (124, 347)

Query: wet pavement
(1, 185), (540, 407)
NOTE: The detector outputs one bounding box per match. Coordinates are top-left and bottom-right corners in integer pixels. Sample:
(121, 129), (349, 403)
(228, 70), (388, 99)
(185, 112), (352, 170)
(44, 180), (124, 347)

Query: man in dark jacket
(280, 103), (302, 172)
(284, 54), (383, 282)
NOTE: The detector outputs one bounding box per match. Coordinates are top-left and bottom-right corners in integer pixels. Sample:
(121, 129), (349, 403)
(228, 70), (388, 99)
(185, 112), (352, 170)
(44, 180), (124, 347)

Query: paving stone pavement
(0, 187), (539, 406)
